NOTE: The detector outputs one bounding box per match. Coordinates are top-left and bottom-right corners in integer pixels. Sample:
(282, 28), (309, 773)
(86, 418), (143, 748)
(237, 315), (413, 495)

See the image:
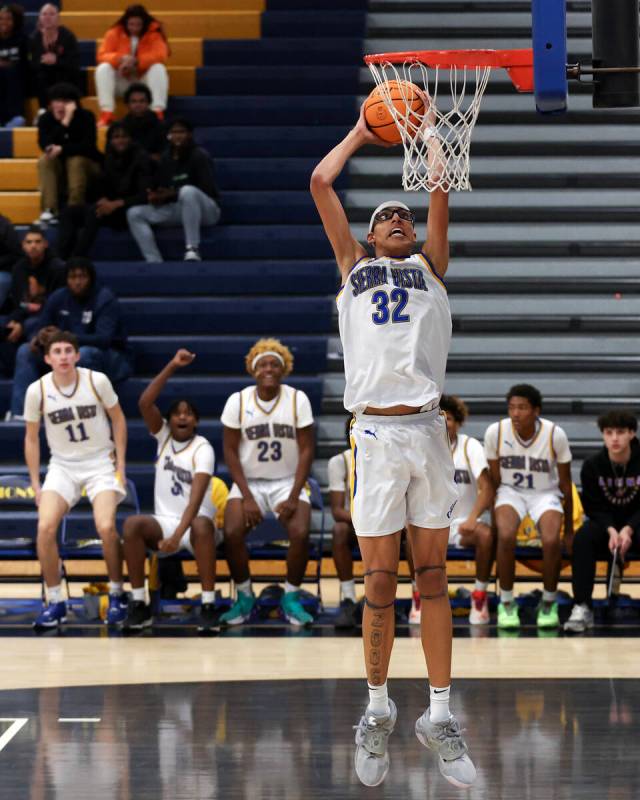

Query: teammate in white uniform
(328, 418), (359, 628)
(311, 102), (475, 789)
(24, 331), (128, 629)
(121, 349), (219, 634)
(439, 395), (494, 625)
(220, 337), (315, 628)
(484, 383), (573, 630)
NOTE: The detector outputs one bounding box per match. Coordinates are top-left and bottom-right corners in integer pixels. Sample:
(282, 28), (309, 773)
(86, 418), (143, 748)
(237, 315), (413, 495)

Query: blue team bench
(116, 297), (332, 335)
(94, 262), (337, 297)
(0, 376), (323, 418)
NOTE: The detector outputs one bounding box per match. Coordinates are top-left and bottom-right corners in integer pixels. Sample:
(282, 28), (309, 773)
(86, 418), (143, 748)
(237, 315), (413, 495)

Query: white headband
(251, 350), (285, 371)
(368, 200), (412, 233)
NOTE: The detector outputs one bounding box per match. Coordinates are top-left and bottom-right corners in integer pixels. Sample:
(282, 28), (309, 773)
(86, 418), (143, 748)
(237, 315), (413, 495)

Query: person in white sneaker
(566, 409), (640, 633)
(311, 103), (476, 789)
(485, 384), (573, 630)
(440, 395), (495, 624)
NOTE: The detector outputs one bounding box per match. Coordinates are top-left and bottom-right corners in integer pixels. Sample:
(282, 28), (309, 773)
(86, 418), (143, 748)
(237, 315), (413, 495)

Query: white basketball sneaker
(415, 709), (477, 788)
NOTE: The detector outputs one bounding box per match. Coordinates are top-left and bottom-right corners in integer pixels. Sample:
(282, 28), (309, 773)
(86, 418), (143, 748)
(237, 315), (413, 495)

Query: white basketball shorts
(495, 485), (563, 523)
(349, 409), (459, 537)
(42, 456), (126, 509)
(227, 476), (310, 516)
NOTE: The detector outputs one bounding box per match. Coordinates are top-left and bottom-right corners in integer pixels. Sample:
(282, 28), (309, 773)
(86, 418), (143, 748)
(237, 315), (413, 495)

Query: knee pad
(363, 568), (397, 609)
(415, 564), (448, 600)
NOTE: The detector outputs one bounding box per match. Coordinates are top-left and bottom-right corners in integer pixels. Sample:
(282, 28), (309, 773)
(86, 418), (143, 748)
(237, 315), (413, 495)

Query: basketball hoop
(364, 49), (534, 192)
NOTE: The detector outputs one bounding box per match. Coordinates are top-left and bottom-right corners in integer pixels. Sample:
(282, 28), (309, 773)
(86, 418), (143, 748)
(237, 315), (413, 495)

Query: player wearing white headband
(311, 103), (475, 789)
(219, 337), (315, 627)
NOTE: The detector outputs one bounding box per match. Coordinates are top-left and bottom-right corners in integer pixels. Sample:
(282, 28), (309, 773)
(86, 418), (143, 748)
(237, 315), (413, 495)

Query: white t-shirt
(484, 417), (572, 494)
(153, 421), (215, 518)
(24, 368), (118, 465)
(337, 252), (451, 414)
(451, 433), (488, 521)
(327, 448), (352, 511)
(220, 384), (313, 480)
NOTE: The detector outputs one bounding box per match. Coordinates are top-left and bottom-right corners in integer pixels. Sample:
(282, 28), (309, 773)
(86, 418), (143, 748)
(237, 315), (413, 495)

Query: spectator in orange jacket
(95, 4), (168, 128)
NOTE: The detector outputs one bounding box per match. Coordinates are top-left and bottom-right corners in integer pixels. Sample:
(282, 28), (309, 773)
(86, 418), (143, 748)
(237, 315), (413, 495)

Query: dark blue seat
(116, 297), (332, 335)
(196, 66), (360, 96)
(261, 10), (367, 37)
(94, 261), (337, 297)
(215, 158), (348, 191)
(202, 39), (362, 66)
(169, 97), (357, 127)
(130, 336), (328, 374)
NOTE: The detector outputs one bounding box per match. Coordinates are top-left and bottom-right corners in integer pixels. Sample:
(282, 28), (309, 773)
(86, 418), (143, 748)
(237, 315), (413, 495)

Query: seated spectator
(58, 121), (153, 258)
(439, 395), (495, 625)
(123, 349), (219, 634)
(0, 3), (28, 127)
(485, 384), (573, 631)
(327, 418), (359, 629)
(0, 212), (21, 308)
(121, 82), (164, 158)
(127, 118), (220, 262)
(565, 410), (640, 633)
(37, 82), (102, 225)
(30, 3), (81, 115)
(9, 256), (134, 419)
(95, 4), (169, 128)
(6, 225), (64, 342)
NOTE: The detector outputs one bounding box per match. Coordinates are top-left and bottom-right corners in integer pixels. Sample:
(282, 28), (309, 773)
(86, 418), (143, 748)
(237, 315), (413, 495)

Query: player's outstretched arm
(138, 349), (195, 435)
(24, 421), (42, 506)
(422, 187), (449, 277)
(311, 104), (392, 280)
(106, 402), (127, 487)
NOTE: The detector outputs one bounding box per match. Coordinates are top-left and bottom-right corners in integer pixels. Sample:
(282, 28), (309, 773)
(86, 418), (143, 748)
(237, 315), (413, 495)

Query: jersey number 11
(65, 422), (90, 443)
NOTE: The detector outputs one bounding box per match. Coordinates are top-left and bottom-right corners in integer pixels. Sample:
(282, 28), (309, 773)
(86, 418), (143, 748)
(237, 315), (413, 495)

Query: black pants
(572, 519), (640, 605)
(57, 204), (127, 259)
(0, 64), (25, 123)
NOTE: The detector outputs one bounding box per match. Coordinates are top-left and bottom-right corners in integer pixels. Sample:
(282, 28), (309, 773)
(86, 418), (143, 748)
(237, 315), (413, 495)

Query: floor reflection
(0, 679), (638, 799)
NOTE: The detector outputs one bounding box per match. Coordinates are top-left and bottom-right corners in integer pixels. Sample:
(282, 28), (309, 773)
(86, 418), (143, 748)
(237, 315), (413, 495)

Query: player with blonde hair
(219, 337), (315, 627)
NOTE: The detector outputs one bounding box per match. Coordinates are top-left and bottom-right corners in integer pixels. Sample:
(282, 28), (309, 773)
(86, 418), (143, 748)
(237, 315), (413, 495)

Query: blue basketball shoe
(106, 592), (129, 626)
(33, 601), (67, 629)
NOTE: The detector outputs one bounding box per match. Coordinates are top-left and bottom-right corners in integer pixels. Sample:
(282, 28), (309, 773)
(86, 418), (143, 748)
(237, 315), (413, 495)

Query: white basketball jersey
(220, 384), (314, 480)
(153, 422), (215, 518)
(23, 368), (118, 464)
(336, 252), (451, 414)
(451, 433), (489, 521)
(327, 448), (352, 511)
(484, 417), (572, 494)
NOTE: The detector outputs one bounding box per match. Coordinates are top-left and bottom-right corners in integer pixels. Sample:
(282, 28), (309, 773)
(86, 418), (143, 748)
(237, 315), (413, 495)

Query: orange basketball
(364, 80), (426, 143)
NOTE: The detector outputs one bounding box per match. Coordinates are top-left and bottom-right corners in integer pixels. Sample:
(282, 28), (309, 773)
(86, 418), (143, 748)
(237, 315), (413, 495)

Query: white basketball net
(366, 60), (492, 192)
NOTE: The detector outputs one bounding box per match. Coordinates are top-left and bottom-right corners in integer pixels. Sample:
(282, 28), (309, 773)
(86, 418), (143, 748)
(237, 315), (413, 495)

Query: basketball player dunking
(310, 104), (476, 788)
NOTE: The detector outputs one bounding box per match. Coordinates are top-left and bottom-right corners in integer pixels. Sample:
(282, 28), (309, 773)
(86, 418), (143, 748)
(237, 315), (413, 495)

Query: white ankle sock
(474, 580), (488, 592)
(108, 581), (123, 595)
(284, 581), (299, 595)
(501, 589), (514, 604)
(47, 584), (63, 604)
(429, 685), (451, 723)
(543, 590), (557, 604)
(340, 579), (356, 602)
(202, 591), (216, 604)
(367, 681), (390, 716)
(132, 587), (146, 603)
(236, 579), (253, 597)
